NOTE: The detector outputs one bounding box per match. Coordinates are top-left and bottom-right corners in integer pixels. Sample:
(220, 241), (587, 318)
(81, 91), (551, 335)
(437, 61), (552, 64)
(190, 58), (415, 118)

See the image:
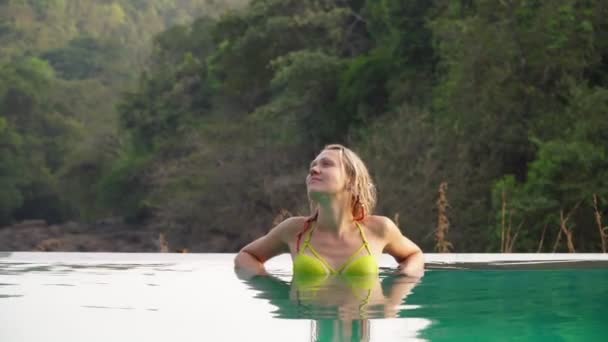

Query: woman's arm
(234, 217), (300, 277)
(381, 217), (425, 278)
(381, 275), (420, 317)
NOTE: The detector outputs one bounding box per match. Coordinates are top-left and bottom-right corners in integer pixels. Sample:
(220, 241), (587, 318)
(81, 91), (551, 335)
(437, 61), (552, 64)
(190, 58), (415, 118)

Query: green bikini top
(293, 220), (379, 276)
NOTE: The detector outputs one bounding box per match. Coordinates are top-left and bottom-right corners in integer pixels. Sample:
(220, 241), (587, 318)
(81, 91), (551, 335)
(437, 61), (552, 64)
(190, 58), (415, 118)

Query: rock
(11, 219), (47, 229)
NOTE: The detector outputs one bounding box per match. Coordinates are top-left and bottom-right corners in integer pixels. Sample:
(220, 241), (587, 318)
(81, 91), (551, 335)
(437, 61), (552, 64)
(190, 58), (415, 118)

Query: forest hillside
(1, 0), (607, 253)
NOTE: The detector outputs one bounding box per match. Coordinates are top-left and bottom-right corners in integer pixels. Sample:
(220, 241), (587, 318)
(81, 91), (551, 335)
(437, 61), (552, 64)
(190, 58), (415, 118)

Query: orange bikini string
(353, 196), (366, 222)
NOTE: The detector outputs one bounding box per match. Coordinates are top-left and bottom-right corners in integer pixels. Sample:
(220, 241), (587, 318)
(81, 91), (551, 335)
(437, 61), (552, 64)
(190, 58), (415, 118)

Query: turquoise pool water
(1, 253), (607, 341)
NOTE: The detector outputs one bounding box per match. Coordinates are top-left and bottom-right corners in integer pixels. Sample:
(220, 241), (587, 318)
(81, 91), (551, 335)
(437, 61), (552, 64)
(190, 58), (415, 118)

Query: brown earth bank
(0, 218), (244, 252)
(0, 219), (162, 252)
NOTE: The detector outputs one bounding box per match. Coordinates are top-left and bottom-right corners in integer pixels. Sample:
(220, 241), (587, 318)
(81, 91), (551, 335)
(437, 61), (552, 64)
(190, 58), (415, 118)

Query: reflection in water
(239, 269), (425, 341)
(4, 254), (607, 342)
(310, 319), (370, 342)
(239, 266), (608, 341)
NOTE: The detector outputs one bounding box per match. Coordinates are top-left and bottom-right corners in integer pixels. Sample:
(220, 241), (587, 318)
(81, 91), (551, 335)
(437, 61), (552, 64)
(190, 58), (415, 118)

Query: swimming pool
(1, 252), (607, 341)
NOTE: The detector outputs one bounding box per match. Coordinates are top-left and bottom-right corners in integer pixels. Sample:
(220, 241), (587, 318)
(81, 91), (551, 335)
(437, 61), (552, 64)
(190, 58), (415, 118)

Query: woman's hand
(397, 251), (425, 278)
(234, 251), (269, 279)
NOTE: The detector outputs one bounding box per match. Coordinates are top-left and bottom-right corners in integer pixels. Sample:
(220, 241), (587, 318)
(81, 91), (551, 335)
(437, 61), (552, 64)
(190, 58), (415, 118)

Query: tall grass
(552, 203), (579, 253)
(536, 224), (548, 253)
(593, 194), (607, 253)
(435, 182), (452, 253)
(500, 189), (521, 253)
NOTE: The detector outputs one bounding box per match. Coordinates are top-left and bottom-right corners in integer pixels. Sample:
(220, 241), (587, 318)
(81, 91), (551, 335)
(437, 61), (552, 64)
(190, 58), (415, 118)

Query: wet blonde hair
(309, 144), (377, 220)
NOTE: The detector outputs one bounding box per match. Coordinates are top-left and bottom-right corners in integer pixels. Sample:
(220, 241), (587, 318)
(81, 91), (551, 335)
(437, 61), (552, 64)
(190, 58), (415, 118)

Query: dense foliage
(2, 0), (607, 252)
(0, 0), (246, 224)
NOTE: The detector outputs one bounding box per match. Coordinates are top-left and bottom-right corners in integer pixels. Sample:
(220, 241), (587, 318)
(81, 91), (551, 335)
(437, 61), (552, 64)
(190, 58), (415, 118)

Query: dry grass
(435, 182), (453, 253)
(593, 194), (607, 253)
(537, 224), (548, 253)
(501, 190), (506, 252)
(552, 203), (580, 253)
(272, 209), (293, 226)
(551, 226), (562, 252)
(156, 232), (189, 253)
(560, 210), (576, 253)
(503, 222), (522, 253)
(158, 233), (169, 253)
(500, 189), (521, 253)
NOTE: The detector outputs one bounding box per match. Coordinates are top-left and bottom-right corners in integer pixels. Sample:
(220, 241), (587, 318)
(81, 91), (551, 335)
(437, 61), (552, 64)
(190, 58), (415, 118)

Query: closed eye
(310, 157), (335, 169)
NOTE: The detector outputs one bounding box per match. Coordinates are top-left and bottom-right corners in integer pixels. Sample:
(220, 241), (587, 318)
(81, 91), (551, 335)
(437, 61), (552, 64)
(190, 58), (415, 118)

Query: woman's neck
(314, 195), (355, 237)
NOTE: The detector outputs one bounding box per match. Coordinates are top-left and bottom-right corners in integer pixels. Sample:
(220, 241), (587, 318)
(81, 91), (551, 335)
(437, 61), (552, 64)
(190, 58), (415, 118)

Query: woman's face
(306, 149), (348, 198)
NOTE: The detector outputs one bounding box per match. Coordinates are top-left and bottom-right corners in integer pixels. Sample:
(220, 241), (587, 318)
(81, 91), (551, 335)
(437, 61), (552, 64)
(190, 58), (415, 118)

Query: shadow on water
(81, 305), (135, 310)
(0, 294), (23, 299)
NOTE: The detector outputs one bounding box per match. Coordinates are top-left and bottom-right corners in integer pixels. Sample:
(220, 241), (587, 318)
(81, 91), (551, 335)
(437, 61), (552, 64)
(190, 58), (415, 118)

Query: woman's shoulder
(271, 216), (309, 239)
(360, 215), (400, 239)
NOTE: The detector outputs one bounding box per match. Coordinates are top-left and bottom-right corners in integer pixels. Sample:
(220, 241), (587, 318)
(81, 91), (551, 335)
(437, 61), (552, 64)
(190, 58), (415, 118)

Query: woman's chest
(288, 230), (385, 264)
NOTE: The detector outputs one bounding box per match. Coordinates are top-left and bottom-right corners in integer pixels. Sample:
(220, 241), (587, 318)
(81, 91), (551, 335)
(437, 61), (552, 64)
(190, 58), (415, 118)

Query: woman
(234, 144), (424, 278)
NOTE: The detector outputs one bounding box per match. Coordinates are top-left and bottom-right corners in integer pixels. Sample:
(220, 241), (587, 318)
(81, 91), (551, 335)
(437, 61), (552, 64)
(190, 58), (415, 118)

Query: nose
(309, 165), (320, 176)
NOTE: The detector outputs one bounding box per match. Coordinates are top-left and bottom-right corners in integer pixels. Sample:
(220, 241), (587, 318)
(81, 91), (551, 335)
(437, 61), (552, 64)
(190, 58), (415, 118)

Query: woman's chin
(307, 187), (328, 199)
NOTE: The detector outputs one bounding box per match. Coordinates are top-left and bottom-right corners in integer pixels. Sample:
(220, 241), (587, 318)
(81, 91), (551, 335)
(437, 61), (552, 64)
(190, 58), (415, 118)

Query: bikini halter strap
(296, 218), (313, 253)
(296, 220), (371, 253)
